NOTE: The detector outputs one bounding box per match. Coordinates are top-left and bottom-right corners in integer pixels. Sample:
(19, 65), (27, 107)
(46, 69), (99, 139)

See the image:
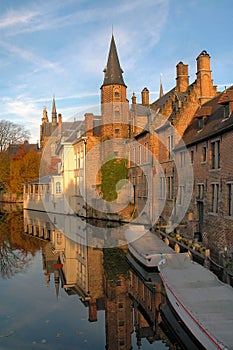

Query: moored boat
(158, 253), (233, 350)
(125, 225), (175, 268)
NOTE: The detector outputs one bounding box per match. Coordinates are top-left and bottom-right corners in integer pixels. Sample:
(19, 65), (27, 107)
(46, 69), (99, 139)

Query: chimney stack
(141, 87), (149, 105)
(132, 92), (136, 104)
(176, 62), (189, 92)
(58, 113), (62, 126)
(196, 50), (215, 105)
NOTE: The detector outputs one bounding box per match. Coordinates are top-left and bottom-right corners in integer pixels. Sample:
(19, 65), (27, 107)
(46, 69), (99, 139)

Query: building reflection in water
(23, 209), (198, 349)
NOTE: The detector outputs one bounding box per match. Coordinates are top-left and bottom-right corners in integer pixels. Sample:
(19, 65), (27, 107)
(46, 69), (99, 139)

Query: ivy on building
(103, 247), (129, 282)
(100, 158), (128, 202)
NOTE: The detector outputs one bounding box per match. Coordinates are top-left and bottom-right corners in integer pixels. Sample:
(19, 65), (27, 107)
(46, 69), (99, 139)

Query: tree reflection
(0, 241), (31, 278)
(0, 209), (43, 279)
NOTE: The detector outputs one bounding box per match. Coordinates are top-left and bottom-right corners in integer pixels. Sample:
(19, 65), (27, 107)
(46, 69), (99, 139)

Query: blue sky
(0, 0), (232, 143)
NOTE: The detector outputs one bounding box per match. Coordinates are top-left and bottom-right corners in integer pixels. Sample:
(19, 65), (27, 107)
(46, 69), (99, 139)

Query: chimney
(176, 62), (189, 92)
(85, 113), (94, 136)
(141, 87), (149, 105)
(196, 50), (214, 105)
(132, 92), (136, 104)
(196, 50), (210, 72)
(88, 298), (97, 322)
(58, 113), (62, 126)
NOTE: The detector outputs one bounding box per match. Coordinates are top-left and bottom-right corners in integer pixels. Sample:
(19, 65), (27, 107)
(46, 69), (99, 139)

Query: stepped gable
(151, 87), (175, 111)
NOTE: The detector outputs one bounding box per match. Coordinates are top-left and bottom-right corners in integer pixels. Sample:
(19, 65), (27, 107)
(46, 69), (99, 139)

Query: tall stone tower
(100, 35), (129, 146)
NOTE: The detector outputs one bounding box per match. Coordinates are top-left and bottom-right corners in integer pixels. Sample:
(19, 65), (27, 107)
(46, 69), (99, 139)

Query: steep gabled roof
(151, 87), (175, 110)
(101, 35), (126, 87)
(180, 86), (233, 147)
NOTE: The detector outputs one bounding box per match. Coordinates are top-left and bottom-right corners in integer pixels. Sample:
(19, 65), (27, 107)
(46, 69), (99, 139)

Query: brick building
(179, 86), (233, 251)
(36, 35), (233, 253)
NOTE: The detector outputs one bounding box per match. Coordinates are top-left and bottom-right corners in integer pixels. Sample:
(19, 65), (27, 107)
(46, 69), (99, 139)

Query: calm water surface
(0, 207), (198, 350)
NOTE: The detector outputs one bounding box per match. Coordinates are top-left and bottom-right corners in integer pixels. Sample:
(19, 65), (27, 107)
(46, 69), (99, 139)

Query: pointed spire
(52, 95), (57, 125)
(159, 74), (164, 98)
(42, 106), (48, 123)
(54, 269), (60, 300)
(102, 35), (126, 87)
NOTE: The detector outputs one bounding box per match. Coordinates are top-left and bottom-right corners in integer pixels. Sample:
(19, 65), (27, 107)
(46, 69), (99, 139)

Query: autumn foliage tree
(9, 149), (41, 194)
(0, 151), (10, 192)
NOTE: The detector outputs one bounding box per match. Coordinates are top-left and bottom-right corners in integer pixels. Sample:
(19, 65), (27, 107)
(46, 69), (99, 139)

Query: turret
(100, 35), (129, 140)
(42, 106), (49, 123)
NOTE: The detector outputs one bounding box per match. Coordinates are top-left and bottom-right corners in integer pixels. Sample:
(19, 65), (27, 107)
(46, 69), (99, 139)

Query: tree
(9, 149), (41, 194)
(0, 151), (10, 192)
(0, 120), (30, 152)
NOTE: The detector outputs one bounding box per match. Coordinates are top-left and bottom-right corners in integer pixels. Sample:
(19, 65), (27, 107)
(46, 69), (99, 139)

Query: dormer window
(223, 103), (230, 119)
(198, 117), (204, 130)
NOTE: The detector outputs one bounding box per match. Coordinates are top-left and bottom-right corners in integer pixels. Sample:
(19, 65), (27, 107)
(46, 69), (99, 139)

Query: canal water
(0, 207), (201, 350)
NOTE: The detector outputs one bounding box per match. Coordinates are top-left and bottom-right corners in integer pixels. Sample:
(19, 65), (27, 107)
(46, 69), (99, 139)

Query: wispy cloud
(0, 9), (39, 29)
(0, 40), (64, 74)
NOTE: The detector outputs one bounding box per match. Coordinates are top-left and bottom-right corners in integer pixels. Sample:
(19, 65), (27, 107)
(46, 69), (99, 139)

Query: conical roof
(102, 35), (126, 87)
(52, 96), (57, 117)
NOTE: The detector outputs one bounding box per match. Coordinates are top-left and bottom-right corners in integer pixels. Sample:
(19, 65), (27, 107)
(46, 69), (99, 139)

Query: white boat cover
(126, 226), (174, 257)
(159, 254), (233, 349)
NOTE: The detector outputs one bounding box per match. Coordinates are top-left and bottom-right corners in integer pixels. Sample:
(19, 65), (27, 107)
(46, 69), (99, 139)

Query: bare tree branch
(0, 120), (30, 152)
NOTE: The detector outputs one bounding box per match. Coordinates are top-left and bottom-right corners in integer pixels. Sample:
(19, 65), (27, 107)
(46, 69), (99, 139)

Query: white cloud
(0, 9), (39, 29)
(0, 40), (64, 74)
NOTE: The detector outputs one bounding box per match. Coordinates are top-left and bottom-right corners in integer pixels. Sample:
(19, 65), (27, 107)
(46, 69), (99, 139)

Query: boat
(158, 253), (233, 350)
(125, 225), (175, 268)
(126, 252), (161, 285)
(159, 302), (205, 350)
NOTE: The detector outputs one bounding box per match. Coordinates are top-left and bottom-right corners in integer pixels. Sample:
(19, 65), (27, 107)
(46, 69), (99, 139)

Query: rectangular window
(227, 183), (233, 216)
(168, 134), (174, 159)
(211, 140), (220, 169)
(202, 146), (207, 163)
(137, 145), (141, 164)
(198, 117), (204, 130)
(167, 176), (174, 199)
(178, 185), (185, 205)
(144, 142), (149, 163)
(118, 302), (123, 309)
(224, 103), (230, 119)
(211, 183), (219, 213)
(197, 183), (205, 200)
(160, 176), (166, 199)
(190, 150), (194, 164)
(133, 148), (136, 164)
(180, 151), (186, 168)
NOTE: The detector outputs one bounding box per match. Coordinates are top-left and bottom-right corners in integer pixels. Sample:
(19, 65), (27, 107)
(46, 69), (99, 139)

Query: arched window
(56, 182), (61, 194)
(114, 90), (120, 98)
